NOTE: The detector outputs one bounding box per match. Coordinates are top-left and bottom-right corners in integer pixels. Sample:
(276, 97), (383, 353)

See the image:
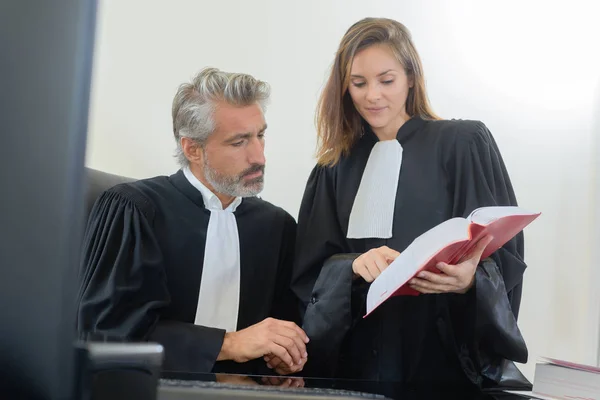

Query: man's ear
(181, 137), (203, 164)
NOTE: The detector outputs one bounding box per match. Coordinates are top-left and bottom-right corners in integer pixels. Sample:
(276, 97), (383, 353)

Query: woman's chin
(363, 118), (388, 130)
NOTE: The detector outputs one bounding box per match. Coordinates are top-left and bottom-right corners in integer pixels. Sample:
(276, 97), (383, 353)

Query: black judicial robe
(293, 117), (529, 386)
(77, 169), (299, 374)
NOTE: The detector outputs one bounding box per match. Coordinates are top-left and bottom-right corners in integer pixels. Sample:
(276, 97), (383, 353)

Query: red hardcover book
(365, 206), (541, 317)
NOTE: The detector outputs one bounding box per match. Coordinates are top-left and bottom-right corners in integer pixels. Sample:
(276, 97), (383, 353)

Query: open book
(365, 206), (541, 317)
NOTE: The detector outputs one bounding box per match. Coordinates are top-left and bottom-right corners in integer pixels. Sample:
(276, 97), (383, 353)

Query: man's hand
(352, 246), (400, 282)
(217, 318), (309, 368)
(409, 235), (494, 294)
(263, 353), (307, 375)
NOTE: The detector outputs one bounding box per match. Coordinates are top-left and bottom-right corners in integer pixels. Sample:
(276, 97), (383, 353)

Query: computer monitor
(0, 0), (98, 399)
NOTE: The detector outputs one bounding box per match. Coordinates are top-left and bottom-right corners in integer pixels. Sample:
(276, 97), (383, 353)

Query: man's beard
(203, 156), (265, 198)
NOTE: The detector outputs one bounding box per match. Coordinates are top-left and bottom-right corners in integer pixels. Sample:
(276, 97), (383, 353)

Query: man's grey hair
(172, 67), (271, 167)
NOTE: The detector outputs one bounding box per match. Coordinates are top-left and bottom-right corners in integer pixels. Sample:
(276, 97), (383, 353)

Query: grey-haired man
(77, 68), (307, 376)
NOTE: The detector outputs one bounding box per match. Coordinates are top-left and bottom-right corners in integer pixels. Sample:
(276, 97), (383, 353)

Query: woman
(289, 18), (528, 387)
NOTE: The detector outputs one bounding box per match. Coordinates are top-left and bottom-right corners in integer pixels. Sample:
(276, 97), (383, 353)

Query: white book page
(539, 357), (600, 373)
(468, 206), (537, 226)
(366, 217), (470, 314)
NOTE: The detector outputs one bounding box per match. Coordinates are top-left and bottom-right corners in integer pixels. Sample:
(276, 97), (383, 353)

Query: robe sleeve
(291, 166), (362, 377)
(237, 211), (305, 377)
(76, 185), (225, 373)
(447, 121), (529, 385)
(270, 212), (302, 325)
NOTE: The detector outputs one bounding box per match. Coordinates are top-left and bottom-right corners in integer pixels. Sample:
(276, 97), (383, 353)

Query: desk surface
(158, 372), (534, 400)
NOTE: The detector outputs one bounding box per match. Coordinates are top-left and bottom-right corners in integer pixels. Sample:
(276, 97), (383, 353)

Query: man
(77, 68), (307, 376)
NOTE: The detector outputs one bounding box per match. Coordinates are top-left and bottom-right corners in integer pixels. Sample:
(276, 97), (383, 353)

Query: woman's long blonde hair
(316, 18), (440, 166)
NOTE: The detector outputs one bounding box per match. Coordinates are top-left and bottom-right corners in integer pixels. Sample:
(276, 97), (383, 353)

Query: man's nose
(247, 137), (266, 165)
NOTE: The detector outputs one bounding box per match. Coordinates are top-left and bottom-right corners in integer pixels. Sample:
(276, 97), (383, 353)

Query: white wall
(86, 0), (600, 380)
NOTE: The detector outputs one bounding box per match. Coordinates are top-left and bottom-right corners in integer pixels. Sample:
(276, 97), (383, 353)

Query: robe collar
(363, 116), (427, 145)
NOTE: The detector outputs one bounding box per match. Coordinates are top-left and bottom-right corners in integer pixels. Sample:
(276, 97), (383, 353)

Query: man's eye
(232, 141), (244, 147)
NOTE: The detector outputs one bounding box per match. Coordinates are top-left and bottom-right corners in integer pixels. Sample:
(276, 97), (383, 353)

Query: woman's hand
(409, 235), (494, 294)
(352, 246), (400, 282)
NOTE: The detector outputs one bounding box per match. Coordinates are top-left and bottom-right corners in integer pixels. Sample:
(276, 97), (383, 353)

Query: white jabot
(347, 140), (403, 239)
(183, 167), (242, 332)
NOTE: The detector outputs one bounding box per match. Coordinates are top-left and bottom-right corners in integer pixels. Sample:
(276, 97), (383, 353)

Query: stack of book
(511, 357), (600, 399)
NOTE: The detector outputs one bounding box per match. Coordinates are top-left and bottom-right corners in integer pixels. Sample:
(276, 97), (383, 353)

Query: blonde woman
(286, 18), (528, 388)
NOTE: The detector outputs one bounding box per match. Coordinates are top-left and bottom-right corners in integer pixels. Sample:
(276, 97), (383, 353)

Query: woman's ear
(406, 69), (415, 89)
